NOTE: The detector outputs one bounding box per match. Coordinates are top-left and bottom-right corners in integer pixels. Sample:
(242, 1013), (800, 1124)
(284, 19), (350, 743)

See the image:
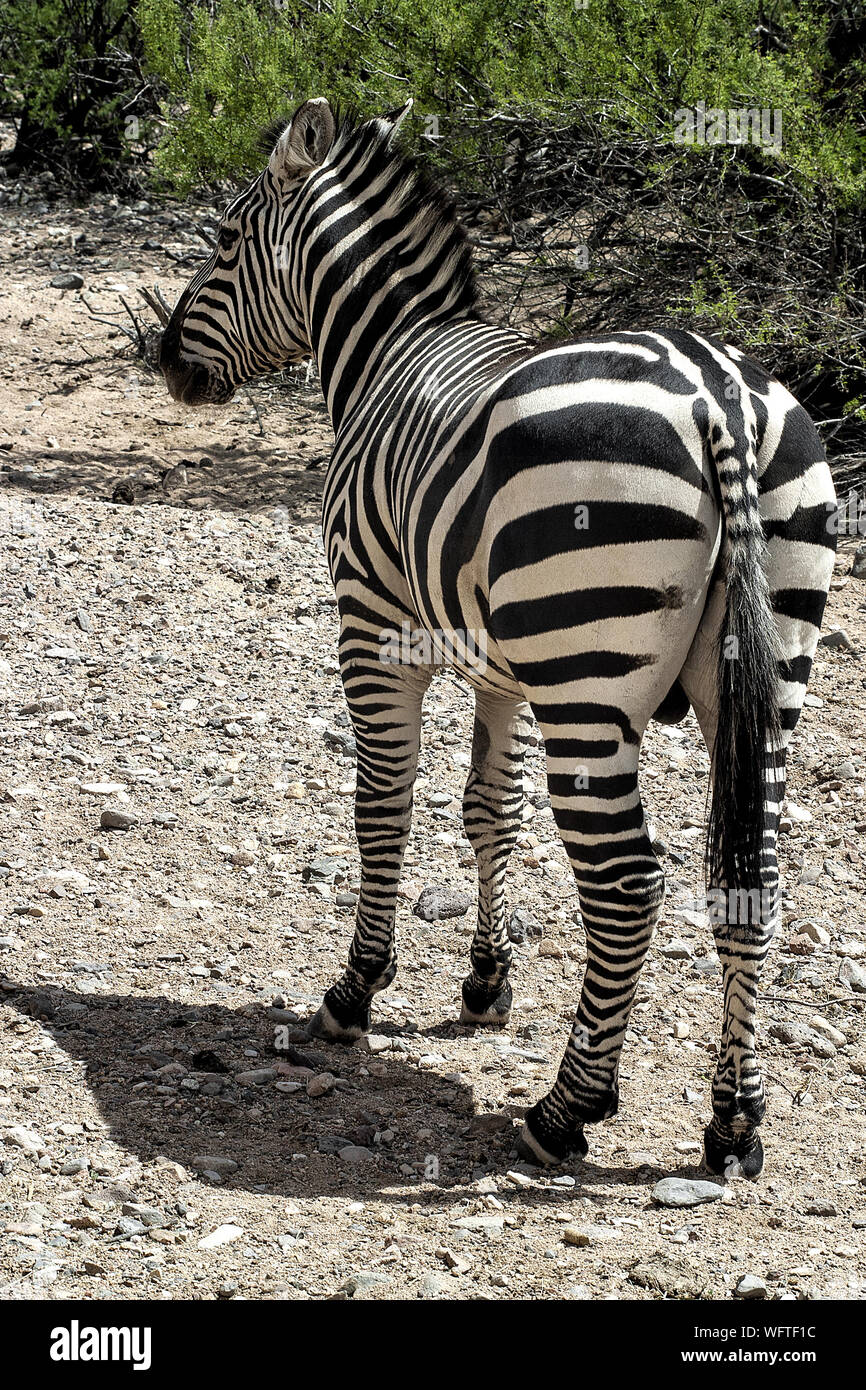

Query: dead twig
(139, 285), (171, 326)
(81, 294), (140, 344)
(245, 389), (265, 437)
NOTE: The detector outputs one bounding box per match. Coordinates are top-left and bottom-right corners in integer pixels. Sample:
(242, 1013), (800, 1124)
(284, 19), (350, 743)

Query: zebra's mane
(258, 107), (479, 318)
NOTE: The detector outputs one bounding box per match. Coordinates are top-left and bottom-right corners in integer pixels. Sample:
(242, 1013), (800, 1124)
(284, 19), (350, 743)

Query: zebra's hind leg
(517, 735), (665, 1165)
(677, 445), (836, 1178)
(307, 657), (431, 1044)
(459, 693), (533, 1026)
(701, 892), (775, 1181)
(680, 594), (779, 1181)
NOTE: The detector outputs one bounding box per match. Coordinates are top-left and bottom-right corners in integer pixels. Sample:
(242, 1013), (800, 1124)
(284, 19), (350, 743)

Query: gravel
(0, 180), (863, 1302)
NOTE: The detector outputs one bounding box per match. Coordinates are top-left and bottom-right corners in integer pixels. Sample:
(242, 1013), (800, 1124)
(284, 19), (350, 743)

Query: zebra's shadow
(1, 980), (673, 1201)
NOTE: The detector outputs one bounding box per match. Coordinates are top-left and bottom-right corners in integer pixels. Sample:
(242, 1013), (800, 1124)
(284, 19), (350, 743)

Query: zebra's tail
(706, 413), (781, 906)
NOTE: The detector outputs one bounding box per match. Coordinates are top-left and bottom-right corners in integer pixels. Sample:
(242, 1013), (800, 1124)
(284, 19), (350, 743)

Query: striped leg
(702, 878), (776, 1180)
(460, 693), (533, 1026)
(705, 721), (784, 1180)
(679, 581), (778, 1178)
(308, 653), (431, 1042)
(518, 731), (665, 1164)
(679, 446), (835, 1177)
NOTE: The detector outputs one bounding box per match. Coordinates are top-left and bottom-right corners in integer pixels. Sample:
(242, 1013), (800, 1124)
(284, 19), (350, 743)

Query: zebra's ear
(378, 99), (413, 139)
(270, 98), (336, 182)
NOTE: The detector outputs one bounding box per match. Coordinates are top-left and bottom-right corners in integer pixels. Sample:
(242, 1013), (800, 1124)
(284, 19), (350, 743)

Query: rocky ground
(0, 177), (865, 1302)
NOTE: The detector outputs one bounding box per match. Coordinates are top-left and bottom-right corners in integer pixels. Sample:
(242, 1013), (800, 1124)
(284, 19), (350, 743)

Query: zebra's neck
(297, 125), (526, 431)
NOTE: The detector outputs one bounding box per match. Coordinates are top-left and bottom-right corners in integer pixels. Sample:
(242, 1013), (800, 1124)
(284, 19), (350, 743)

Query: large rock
(652, 1177), (725, 1208)
(413, 884), (472, 921)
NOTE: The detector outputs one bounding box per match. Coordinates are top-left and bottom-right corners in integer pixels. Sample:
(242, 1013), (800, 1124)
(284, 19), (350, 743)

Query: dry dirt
(0, 181), (865, 1302)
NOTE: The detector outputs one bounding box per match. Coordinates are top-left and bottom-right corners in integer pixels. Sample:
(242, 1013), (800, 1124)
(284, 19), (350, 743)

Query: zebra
(158, 98), (837, 1173)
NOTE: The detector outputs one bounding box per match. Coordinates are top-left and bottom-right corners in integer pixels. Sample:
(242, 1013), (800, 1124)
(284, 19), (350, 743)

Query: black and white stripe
(159, 99), (837, 1172)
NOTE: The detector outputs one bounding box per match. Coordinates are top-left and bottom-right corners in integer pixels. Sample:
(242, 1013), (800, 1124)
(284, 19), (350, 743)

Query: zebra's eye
(218, 226), (240, 251)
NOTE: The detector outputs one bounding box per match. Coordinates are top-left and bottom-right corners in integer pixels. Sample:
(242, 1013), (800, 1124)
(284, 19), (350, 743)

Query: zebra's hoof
(516, 1110), (588, 1167)
(305, 999), (370, 1044)
(703, 1123), (764, 1180)
(459, 979), (512, 1027)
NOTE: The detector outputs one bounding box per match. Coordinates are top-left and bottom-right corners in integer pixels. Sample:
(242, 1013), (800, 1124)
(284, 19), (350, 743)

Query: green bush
(137, 0), (865, 206)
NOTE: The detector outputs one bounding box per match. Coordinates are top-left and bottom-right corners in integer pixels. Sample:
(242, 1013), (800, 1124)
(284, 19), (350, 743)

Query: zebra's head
(159, 97), (411, 406)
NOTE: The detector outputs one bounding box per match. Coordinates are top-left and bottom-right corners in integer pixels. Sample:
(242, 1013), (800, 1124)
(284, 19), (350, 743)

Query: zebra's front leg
(459, 693), (533, 1027)
(307, 659), (431, 1044)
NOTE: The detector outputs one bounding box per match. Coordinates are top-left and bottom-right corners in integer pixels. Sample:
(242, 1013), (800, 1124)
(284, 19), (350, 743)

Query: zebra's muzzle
(161, 356), (233, 407)
(158, 320), (235, 406)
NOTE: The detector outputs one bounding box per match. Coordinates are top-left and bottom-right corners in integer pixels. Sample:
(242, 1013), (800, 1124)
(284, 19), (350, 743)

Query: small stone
(468, 1113), (511, 1137)
(839, 959), (866, 993)
(338, 1145), (375, 1164)
(808, 1016), (847, 1047)
(660, 939), (692, 960)
(851, 543), (866, 579)
(60, 1157), (89, 1175)
(562, 1227), (591, 1246)
(307, 1072), (336, 1097)
(6, 1125), (46, 1155)
(437, 1247), (471, 1274)
(121, 1203), (166, 1228)
(302, 858), (345, 885)
(819, 628), (854, 650)
(341, 1271), (392, 1297)
(50, 272), (84, 290)
(734, 1274), (768, 1299)
(114, 1216), (147, 1237)
(452, 1214), (505, 1232)
(198, 1223), (244, 1250)
(803, 1201), (838, 1216)
(235, 1068), (275, 1087)
(797, 921), (832, 946)
(413, 884), (472, 921)
(416, 1273), (451, 1299)
(507, 908), (542, 943)
(789, 933), (817, 956)
(100, 808), (139, 832)
(190, 1154), (238, 1175)
(651, 1178), (724, 1208)
(538, 939), (563, 959)
(769, 1021), (834, 1055)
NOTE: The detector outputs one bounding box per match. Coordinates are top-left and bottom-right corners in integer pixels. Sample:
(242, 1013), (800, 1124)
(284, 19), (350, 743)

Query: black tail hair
(706, 539), (781, 907)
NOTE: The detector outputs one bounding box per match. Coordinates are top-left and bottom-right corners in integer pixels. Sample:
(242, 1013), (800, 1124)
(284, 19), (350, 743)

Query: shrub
(0, 0), (151, 186)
